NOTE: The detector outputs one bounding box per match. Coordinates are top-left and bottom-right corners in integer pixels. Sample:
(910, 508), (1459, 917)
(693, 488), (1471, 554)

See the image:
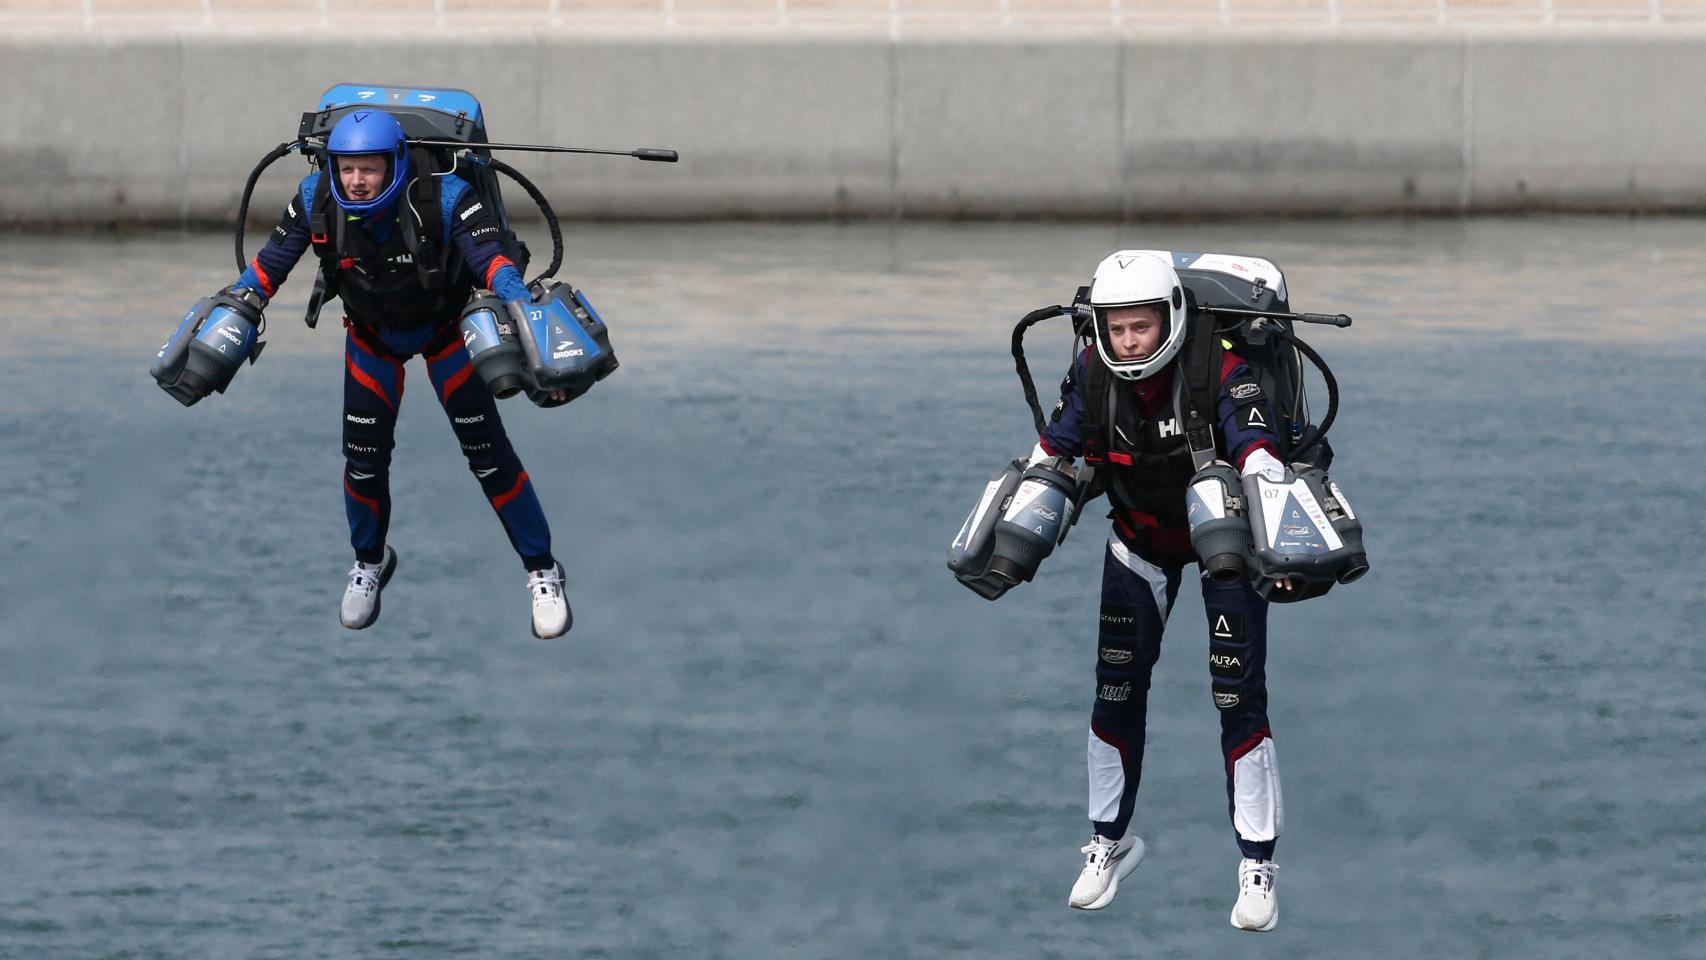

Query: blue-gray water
(1, 220), (1700, 958)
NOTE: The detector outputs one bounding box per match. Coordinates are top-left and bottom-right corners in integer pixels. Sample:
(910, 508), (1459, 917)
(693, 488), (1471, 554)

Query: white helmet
(1087, 250), (1187, 381)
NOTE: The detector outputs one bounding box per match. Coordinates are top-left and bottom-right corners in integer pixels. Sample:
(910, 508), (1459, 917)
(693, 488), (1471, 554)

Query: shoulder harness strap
(1078, 349), (1151, 469)
(304, 173), (343, 308)
(308, 172), (335, 249)
(308, 172), (356, 265)
(1182, 307), (1224, 472)
(401, 148), (453, 290)
(1079, 349), (1118, 464)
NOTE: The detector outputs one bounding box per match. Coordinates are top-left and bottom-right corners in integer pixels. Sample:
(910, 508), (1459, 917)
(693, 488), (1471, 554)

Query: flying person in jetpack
(152, 85), (674, 638)
(1043, 253), (1291, 930)
(949, 250), (1328, 931)
(231, 108), (567, 637)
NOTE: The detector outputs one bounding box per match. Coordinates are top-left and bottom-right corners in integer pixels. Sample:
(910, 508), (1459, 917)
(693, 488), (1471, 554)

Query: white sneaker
(1230, 858), (1279, 932)
(527, 562), (571, 639)
(1068, 833), (1145, 910)
(340, 544), (397, 630)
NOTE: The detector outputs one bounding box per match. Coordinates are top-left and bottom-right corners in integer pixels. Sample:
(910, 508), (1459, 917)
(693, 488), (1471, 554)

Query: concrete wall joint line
(1460, 34), (1474, 213)
(886, 33), (899, 221)
(1117, 38), (1129, 223)
(176, 32), (189, 226)
(530, 30), (543, 225)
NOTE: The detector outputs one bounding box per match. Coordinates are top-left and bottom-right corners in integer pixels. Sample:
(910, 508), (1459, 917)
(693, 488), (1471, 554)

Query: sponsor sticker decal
(1100, 611), (1139, 636)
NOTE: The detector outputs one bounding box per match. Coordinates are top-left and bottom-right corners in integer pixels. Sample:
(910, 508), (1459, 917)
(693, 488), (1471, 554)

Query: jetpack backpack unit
(954, 250), (1368, 602)
(295, 85), (528, 325)
(154, 83), (676, 408)
(234, 83), (560, 331)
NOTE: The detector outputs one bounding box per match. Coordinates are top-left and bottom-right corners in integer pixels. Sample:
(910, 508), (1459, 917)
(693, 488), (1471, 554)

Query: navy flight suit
(233, 170), (555, 573)
(1039, 349), (1285, 860)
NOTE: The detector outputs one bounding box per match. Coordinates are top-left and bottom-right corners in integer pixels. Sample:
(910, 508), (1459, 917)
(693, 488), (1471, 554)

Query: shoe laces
(1080, 836), (1118, 868)
(528, 565), (564, 600)
(346, 561), (383, 597)
(1239, 859), (1277, 894)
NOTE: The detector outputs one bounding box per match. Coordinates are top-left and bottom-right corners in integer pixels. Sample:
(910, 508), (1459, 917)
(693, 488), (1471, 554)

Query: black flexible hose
(1198, 306), (1347, 463)
(1276, 330), (1339, 464)
(1012, 305), (1072, 435)
(484, 154), (563, 283)
(234, 141), (304, 274)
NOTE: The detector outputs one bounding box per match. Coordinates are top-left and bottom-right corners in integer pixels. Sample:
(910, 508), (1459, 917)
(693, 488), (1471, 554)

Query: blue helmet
(325, 110), (410, 213)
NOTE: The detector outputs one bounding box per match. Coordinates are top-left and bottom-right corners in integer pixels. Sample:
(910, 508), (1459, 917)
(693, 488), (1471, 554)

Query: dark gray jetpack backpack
(951, 250), (1368, 602)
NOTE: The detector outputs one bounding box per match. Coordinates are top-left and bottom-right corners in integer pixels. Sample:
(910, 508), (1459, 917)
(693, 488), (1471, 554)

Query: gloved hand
(494, 272), (531, 305)
(1240, 448), (1287, 483)
(527, 384), (580, 408)
(223, 284), (269, 310)
(1025, 442), (1058, 468)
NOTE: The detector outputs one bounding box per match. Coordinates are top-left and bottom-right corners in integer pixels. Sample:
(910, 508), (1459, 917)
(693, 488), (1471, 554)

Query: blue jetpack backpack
(156, 83), (674, 407)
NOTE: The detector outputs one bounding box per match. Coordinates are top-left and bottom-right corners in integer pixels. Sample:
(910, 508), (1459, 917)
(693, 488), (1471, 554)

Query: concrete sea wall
(2, 24), (1703, 223)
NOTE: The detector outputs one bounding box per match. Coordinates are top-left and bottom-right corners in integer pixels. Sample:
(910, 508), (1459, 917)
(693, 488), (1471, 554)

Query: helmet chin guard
(325, 110), (410, 213)
(1088, 251), (1187, 381)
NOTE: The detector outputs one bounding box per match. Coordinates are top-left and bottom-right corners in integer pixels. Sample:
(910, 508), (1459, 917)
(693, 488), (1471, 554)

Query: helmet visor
(1094, 300), (1171, 368)
(329, 152), (396, 208)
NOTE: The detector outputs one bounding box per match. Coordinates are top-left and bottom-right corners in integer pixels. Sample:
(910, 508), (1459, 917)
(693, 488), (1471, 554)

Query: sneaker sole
(341, 545), (397, 631)
(1071, 836), (1145, 911)
(531, 610), (572, 640)
(1230, 905), (1278, 933)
